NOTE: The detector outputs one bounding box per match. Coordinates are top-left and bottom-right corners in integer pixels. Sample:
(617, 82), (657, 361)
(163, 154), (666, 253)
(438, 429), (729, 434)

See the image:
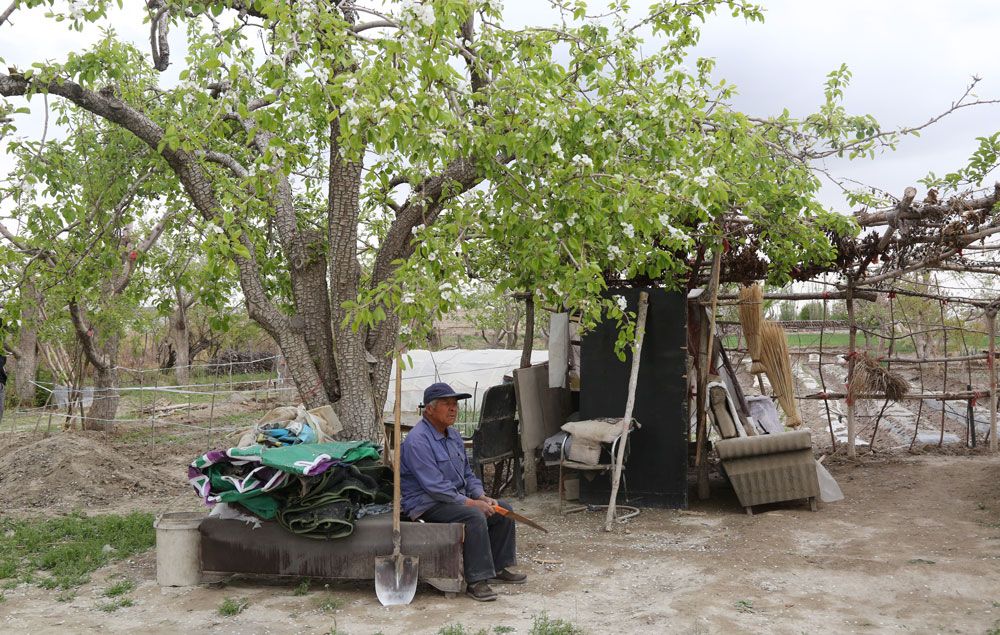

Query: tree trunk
(168, 292), (190, 385)
(13, 283), (41, 406)
(13, 325), (38, 406)
(84, 336), (120, 431)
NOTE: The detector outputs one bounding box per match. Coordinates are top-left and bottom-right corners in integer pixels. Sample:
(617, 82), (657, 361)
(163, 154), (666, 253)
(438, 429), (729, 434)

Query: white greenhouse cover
(384, 348), (548, 414)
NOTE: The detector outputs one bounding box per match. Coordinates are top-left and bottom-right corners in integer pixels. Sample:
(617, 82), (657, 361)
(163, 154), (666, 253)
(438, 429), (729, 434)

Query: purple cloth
(400, 418), (484, 519)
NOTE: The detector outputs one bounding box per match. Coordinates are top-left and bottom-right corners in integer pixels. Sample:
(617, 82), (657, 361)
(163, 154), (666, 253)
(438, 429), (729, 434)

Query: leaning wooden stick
(605, 291), (649, 532)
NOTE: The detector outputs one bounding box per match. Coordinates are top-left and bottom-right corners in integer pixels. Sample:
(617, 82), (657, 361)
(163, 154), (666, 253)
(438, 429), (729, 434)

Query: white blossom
(428, 251), (438, 261)
(601, 129), (616, 141)
(608, 245), (622, 259)
(405, 1), (436, 27)
(622, 223), (635, 239)
(571, 154), (593, 169)
(551, 140), (564, 160)
(411, 223), (425, 236)
(658, 213), (670, 226)
(616, 295), (628, 312)
(402, 292), (415, 304)
(552, 222), (564, 233)
(566, 214), (577, 227)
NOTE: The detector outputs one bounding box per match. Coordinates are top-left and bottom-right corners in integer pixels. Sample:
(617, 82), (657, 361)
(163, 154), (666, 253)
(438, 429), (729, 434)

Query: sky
(2, 0), (1000, 213)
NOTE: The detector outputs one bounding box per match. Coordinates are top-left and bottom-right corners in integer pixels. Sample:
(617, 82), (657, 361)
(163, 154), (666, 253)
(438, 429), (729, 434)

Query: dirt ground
(1, 423), (999, 634)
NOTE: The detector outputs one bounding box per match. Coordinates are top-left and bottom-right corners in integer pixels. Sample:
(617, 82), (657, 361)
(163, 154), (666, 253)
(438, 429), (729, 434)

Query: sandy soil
(1, 434), (999, 634)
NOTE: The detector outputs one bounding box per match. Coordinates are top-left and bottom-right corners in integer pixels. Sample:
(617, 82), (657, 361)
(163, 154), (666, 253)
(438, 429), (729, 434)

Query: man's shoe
(488, 568), (527, 585)
(466, 581), (498, 601)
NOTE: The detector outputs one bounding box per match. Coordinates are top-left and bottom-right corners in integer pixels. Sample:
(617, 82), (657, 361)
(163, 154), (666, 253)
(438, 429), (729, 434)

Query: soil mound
(0, 431), (192, 514)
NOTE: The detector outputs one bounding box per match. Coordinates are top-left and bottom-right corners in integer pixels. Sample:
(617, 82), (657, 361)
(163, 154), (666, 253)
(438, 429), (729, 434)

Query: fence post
(846, 279), (857, 459)
(988, 308), (997, 452)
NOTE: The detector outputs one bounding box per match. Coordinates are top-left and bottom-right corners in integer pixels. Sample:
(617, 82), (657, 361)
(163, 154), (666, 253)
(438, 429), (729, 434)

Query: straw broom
(759, 321), (802, 428)
(738, 284), (765, 375)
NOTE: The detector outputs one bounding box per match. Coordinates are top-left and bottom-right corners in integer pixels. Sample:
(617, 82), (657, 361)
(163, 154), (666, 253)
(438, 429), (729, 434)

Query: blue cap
(423, 382), (472, 406)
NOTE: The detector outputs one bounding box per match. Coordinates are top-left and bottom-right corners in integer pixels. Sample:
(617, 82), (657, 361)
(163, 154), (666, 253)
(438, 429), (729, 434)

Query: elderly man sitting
(400, 382), (527, 602)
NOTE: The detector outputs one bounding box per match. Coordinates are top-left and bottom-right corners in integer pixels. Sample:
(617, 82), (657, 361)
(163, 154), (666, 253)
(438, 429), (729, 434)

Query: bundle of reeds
(759, 320), (802, 428)
(849, 353), (910, 401)
(738, 284), (765, 375)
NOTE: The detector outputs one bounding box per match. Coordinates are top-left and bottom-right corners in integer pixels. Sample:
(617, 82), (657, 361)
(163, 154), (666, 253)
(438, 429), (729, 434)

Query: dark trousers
(420, 500), (516, 583)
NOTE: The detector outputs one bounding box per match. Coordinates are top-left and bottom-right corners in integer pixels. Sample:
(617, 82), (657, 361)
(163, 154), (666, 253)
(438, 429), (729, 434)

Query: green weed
(293, 579), (311, 596)
(97, 597), (134, 612)
(530, 613), (585, 635)
(736, 599), (754, 614)
(315, 594), (343, 613)
(219, 596), (250, 616)
(56, 590), (76, 602)
(103, 579), (135, 597)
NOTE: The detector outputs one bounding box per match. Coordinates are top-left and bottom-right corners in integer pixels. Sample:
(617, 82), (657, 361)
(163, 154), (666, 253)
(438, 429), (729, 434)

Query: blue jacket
(400, 417), (484, 519)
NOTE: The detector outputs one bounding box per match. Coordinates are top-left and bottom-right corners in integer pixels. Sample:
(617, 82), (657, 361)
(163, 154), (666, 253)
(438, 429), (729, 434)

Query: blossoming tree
(0, 0), (942, 439)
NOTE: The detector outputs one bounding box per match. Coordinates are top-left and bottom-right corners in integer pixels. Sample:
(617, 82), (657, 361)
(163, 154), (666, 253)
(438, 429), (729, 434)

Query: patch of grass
(315, 594), (343, 613)
(437, 626), (488, 635)
(97, 597), (134, 612)
(293, 579), (311, 596)
(530, 613), (585, 635)
(103, 579), (135, 597)
(0, 592), (5, 603)
(0, 511), (154, 590)
(219, 596), (249, 617)
(494, 627), (515, 634)
(56, 590), (76, 603)
(735, 599), (754, 614)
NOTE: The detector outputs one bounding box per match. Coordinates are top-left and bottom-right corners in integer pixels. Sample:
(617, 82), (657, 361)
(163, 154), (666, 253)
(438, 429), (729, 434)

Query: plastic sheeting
(383, 349), (548, 414)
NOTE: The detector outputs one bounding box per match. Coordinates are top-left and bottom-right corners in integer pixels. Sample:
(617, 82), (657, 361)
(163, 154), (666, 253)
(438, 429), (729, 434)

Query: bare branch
(0, 1), (17, 28)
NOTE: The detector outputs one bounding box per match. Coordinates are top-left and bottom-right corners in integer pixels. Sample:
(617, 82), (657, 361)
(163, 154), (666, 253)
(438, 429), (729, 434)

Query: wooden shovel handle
(392, 351), (403, 544)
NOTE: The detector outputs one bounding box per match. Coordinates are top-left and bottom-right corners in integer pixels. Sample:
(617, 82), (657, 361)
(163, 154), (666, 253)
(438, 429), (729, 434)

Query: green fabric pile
(189, 441), (391, 539)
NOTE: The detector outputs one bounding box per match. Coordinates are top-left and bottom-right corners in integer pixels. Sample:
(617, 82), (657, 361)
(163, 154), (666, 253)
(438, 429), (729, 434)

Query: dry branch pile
(849, 353), (910, 401)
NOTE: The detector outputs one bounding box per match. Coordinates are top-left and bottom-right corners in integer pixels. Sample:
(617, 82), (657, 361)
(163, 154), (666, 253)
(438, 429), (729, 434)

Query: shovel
(375, 351), (418, 606)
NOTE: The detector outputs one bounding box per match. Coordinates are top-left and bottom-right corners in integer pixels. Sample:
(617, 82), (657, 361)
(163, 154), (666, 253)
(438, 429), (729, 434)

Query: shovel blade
(374, 554), (419, 606)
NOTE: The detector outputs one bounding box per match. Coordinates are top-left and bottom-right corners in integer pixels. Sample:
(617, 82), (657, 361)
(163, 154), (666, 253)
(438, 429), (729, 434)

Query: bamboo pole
(846, 279), (857, 459)
(988, 309), (998, 452)
(605, 291), (649, 532)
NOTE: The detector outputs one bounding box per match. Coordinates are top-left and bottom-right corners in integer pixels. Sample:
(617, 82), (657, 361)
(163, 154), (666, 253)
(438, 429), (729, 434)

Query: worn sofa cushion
(716, 429), (812, 460)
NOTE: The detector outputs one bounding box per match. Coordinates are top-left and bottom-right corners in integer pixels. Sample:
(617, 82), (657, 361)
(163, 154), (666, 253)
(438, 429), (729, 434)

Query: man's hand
(464, 498), (495, 516)
(478, 495), (498, 507)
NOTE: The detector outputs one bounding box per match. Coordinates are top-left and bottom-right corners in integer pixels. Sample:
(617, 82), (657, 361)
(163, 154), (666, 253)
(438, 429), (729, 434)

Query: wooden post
(938, 299), (949, 447)
(696, 249), (723, 499)
(520, 293), (534, 369)
(846, 279), (857, 459)
(605, 291), (649, 532)
(208, 370), (219, 449)
(819, 297), (836, 450)
(988, 309), (997, 452)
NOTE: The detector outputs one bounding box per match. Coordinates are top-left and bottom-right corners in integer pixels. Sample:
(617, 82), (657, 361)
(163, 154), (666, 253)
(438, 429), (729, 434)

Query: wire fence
(1, 356), (295, 449)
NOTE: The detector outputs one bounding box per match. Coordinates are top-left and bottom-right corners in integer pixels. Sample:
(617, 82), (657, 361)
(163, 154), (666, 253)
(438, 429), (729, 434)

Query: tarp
(384, 348), (547, 414)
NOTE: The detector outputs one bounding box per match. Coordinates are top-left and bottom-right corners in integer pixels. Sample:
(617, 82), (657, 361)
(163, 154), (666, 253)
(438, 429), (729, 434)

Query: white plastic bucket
(154, 512), (205, 586)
